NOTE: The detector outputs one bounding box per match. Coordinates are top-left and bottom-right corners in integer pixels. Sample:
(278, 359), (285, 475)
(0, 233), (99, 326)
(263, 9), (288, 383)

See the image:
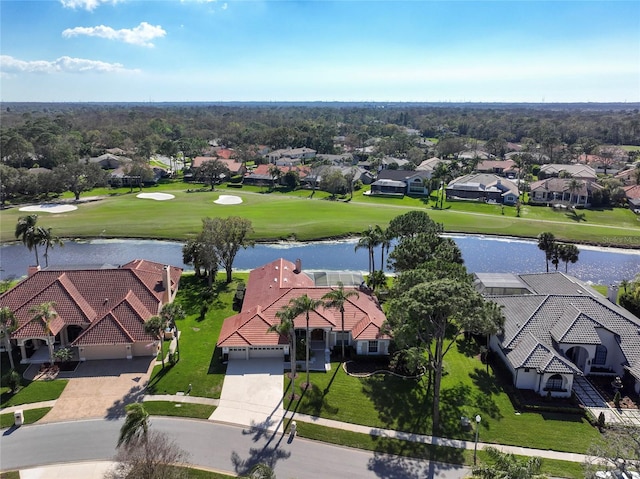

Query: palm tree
(41, 227), (63, 268)
(355, 226), (380, 275)
(537, 232), (556, 273)
(375, 225), (392, 271)
(268, 307), (297, 377)
(557, 243), (580, 273)
(567, 177), (583, 205)
(471, 446), (546, 478)
(159, 302), (185, 361)
(145, 315), (166, 368)
(15, 215), (45, 267)
(0, 307), (18, 370)
(287, 294), (323, 387)
(117, 403), (149, 448)
(29, 301), (57, 365)
(246, 463), (276, 479)
(366, 270), (388, 292)
(322, 282), (359, 361)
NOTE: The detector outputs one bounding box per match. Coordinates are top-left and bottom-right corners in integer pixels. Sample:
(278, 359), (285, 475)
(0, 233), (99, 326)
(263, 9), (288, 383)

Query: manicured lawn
(143, 401), (215, 419)
(284, 338), (600, 454)
(1, 182), (637, 246)
(0, 407), (51, 429)
(0, 378), (68, 408)
(145, 273), (245, 398)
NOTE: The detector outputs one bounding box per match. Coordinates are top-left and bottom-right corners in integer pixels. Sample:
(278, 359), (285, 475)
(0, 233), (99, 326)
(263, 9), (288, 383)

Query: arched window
(546, 374), (563, 391)
(593, 345), (607, 365)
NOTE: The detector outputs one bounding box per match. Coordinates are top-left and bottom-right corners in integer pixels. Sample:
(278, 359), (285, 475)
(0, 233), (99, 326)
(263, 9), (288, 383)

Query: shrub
(7, 369), (21, 393)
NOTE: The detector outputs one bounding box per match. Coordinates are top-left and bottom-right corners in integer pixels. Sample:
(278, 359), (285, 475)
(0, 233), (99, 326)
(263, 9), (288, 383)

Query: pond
(2, 234), (639, 285)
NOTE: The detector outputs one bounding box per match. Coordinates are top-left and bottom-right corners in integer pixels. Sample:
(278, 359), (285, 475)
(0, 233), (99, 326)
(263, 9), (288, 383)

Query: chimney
(294, 259), (302, 274)
(163, 265), (172, 303)
(607, 284), (619, 304)
(28, 265), (41, 277)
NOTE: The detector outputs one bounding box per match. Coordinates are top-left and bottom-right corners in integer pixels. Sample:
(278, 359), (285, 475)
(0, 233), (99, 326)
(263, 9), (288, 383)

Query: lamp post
(474, 414), (482, 465)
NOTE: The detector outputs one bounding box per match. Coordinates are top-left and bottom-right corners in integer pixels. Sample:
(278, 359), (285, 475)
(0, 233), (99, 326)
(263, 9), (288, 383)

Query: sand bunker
(19, 204), (78, 214)
(214, 195), (243, 205)
(136, 193), (175, 201)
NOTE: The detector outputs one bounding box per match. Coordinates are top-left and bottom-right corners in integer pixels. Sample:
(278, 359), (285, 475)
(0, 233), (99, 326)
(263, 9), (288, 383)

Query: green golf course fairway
(1, 186), (639, 247)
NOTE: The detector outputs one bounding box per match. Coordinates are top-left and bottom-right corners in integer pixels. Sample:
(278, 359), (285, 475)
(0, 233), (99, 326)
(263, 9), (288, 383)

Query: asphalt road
(1, 417), (470, 479)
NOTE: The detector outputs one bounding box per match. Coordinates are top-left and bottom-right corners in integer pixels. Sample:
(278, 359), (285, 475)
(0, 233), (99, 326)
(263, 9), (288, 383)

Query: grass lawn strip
(143, 400), (215, 419)
(0, 407), (51, 429)
(0, 379), (68, 409)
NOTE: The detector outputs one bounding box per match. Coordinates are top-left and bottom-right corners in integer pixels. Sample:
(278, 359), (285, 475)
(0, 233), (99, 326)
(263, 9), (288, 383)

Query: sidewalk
(2, 393), (592, 468)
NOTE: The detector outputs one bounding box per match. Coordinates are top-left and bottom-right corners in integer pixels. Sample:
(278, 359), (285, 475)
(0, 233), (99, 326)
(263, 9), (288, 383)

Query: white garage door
(228, 348), (247, 360)
(249, 346), (284, 359)
(81, 344), (127, 360)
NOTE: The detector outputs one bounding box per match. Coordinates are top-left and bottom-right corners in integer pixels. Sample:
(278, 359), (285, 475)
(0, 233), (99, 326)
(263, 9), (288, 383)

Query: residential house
(372, 170), (430, 196)
(616, 167), (640, 186)
(217, 259), (390, 366)
(538, 164), (597, 182)
(529, 177), (603, 207)
(0, 260), (182, 363)
(84, 153), (132, 170)
(446, 173), (519, 205)
(416, 157), (449, 176)
(267, 148), (316, 165)
(475, 159), (518, 177)
(476, 272), (640, 397)
(458, 150), (492, 161)
(381, 156), (410, 170)
(243, 164), (311, 186)
(192, 157), (246, 176)
(623, 184), (640, 213)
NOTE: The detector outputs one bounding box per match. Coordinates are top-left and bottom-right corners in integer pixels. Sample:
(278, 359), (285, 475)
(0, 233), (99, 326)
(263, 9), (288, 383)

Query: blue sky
(1, 0), (639, 102)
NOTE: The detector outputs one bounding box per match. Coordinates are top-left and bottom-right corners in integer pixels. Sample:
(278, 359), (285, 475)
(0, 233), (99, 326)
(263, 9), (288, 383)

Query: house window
(546, 374), (563, 391)
(593, 345), (607, 365)
(368, 341), (378, 353)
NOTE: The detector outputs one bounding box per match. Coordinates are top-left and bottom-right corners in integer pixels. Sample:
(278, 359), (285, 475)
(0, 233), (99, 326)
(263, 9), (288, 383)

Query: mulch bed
(344, 359), (392, 375)
(589, 376), (639, 409)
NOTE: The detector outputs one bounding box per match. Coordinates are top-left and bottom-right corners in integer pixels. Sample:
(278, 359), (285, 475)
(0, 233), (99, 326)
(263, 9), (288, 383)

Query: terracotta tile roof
(623, 184), (640, 200)
(1, 260), (181, 346)
(218, 258), (388, 348)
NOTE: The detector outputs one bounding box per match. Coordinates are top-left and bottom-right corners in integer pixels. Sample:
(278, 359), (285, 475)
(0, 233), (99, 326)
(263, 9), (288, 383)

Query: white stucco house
(475, 272), (640, 397)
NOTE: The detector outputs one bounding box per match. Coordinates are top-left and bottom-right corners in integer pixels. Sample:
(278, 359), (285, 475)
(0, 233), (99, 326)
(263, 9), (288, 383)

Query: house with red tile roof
(0, 260), (182, 363)
(192, 156), (246, 175)
(217, 258), (390, 365)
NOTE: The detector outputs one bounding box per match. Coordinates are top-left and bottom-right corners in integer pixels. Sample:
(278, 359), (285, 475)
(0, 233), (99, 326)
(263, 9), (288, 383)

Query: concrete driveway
(39, 358), (154, 423)
(209, 358), (284, 433)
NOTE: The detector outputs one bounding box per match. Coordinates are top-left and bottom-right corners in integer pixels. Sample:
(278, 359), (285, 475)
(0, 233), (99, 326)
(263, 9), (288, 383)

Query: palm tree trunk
(4, 335), (15, 370)
(305, 313), (310, 386)
(341, 311), (345, 361)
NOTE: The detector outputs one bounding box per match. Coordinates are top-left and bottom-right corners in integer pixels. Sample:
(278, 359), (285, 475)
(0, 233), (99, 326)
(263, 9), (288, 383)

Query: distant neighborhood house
(529, 177), (604, 207)
(446, 173), (519, 205)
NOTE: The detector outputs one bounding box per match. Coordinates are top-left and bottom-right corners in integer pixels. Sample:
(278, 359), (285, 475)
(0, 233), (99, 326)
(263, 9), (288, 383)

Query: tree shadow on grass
(439, 382), (501, 439)
(565, 210), (587, 222)
(361, 374), (428, 434)
(456, 336), (482, 358)
(145, 365), (172, 395)
(469, 367), (502, 396)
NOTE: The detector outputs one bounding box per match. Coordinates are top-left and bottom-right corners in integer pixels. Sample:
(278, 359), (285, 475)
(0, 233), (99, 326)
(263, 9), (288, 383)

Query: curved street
(0, 417), (469, 479)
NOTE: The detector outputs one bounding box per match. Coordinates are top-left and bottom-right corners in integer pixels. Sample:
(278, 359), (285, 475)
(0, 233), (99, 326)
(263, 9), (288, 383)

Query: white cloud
(62, 22), (166, 47)
(0, 55), (137, 74)
(60, 0), (123, 11)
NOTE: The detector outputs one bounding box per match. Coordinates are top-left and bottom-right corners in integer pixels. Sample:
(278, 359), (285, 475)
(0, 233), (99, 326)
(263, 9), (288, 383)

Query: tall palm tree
(268, 307), (297, 377)
(355, 226), (380, 275)
(322, 282), (359, 361)
(287, 294), (323, 387)
(145, 315), (166, 368)
(375, 225), (392, 271)
(41, 227), (63, 268)
(557, 243), (580, 273)
(117, 403), (149, 448)
(29, 301), (57, 365)
(537, 232), (556, 273)
(567, 177), (583, 204)
(15, 215), (45, 267)
(0, 307), (18, 370)
(159, 302), (185, 361)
